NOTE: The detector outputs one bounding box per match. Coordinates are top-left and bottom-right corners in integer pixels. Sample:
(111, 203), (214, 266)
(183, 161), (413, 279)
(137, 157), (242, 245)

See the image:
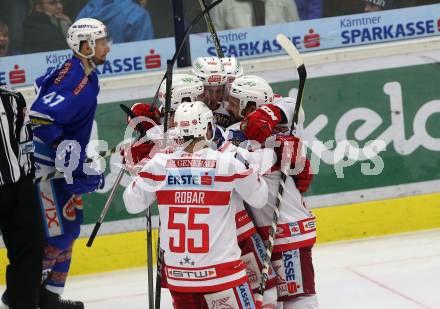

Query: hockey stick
(146, 205), (155, 309)
(153, 59), (174, 309)
(90, 103), (156, 305)
(36, 102), (147, 185)
(255, 34), (307, 306)
(33, 143), (129, 184)
(86, 104), (146, 248)
(197, 0), (224, 58)
(277, 34), (306, 128)
(123, 100), (157, 309)
(34, 103), (146, 184)
(149, 0), (224, 112)
(86, 166), (124, 247)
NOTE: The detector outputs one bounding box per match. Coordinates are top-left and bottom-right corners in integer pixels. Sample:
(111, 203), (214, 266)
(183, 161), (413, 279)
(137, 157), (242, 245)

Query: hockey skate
(0, 291), (8, 309)
(39, 288), (84, 309)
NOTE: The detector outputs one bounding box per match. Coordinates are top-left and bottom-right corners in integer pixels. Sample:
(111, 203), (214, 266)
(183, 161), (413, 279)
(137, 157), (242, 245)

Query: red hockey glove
(240, 104), (282, 143)
(274, 135), (301, 169)
(294, 158), (313, 193)
(274, 135), (313, 193)
(121, 142), (155, 174)
(129, 142), (155, 165)
(127, 103), (161, 132)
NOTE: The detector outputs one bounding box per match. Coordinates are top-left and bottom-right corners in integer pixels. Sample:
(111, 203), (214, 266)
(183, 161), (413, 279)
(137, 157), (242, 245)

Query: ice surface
(2, 229), (439, 308)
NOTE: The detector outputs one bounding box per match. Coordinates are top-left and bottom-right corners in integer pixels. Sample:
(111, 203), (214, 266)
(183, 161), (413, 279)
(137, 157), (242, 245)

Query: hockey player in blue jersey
(28, 18), (110, 309)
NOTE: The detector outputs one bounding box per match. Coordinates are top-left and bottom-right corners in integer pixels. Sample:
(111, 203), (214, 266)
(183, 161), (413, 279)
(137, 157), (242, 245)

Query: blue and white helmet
(66, 18), (107, 59)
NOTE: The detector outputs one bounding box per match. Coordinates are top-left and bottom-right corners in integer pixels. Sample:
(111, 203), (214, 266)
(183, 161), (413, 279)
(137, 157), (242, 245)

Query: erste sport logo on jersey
(166, 169), (215, 187)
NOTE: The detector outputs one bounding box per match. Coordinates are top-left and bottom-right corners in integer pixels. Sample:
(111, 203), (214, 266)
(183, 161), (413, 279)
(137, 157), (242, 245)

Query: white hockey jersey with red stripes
(252, 170), (316, 252)
(145, 123), (262, 244)
(123, 147), (268, 292)
(224, 97), (316, 252)
(258, 97), (316, 251)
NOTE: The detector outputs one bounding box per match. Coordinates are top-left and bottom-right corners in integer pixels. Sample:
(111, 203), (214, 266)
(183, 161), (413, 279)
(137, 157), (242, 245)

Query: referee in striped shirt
(0, 85), (44, 308)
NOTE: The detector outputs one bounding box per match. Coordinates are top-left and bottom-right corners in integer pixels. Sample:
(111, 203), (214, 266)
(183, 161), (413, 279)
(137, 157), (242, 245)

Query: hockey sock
(42, 243), (73, 295)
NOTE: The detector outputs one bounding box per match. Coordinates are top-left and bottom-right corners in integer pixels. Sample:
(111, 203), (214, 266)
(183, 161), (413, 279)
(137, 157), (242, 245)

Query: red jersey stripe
(167, 276), (248, 293)
(258, 218), (316, 240)
(166, 260), (245, 282)
(156, 190), (231, 206)
(215, 169), (253, 182)
(235, 210), (252, 229)
(237, 228), (257, 243)
(271, 239), (316, 253)
(139, 171), (166, 181)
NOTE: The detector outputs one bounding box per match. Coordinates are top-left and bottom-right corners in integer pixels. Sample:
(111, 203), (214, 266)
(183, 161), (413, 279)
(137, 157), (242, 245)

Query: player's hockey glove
(126, 142), (155, 165)
(274, 135), (313, 193)
(127, 103), (161, 132)
(295, 158), (313, 193)
(121, 141), (164, 174)
(274, 135), (301, 168)
(240, 104), (282, 144)
(63, 167), (105, 195)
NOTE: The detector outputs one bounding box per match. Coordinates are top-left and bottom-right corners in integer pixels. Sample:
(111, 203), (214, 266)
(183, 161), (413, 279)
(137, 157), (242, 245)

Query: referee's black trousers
(0, 175), (45, 309)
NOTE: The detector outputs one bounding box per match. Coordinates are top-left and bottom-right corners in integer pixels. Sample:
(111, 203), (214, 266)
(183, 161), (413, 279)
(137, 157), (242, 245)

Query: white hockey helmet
(229, 75), (274, 112)
(221, 57), (243, 83)
(192, 57), (227, 86)
(158, 74), (204, 112)
(174, 101), (215, 139)
(66, 18), (108, 59)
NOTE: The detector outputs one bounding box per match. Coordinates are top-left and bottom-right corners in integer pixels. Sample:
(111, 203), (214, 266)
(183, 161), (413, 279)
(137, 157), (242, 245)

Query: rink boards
(3, 190), (439, 282)
(1, 38), (440, 282)
(66, 191), (440, 277)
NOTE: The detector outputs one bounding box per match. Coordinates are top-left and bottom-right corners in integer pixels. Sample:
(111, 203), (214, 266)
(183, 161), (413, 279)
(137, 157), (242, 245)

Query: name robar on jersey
(145, 124), (253, 243)
(123, 147), (269, 293)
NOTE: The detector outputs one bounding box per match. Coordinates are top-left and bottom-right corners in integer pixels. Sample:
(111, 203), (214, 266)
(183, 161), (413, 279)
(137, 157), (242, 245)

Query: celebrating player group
(122, 54), (318, 309)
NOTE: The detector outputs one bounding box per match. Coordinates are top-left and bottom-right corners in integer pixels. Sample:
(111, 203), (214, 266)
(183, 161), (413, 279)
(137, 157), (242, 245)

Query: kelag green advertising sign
(83, 63), (440, 229)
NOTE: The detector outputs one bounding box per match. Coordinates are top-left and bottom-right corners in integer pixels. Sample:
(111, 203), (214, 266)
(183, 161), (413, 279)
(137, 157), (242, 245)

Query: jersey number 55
(168, 207), (209, 254)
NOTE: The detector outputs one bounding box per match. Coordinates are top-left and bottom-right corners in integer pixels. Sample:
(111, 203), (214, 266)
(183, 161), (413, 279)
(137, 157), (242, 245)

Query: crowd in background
(0, 0), (438, 57)
(0, 0), (154, 56)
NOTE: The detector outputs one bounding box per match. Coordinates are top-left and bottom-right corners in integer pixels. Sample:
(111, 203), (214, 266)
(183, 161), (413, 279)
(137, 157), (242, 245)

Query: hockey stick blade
(276, 33), (307, 132)
(276, 34), (303, 66)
